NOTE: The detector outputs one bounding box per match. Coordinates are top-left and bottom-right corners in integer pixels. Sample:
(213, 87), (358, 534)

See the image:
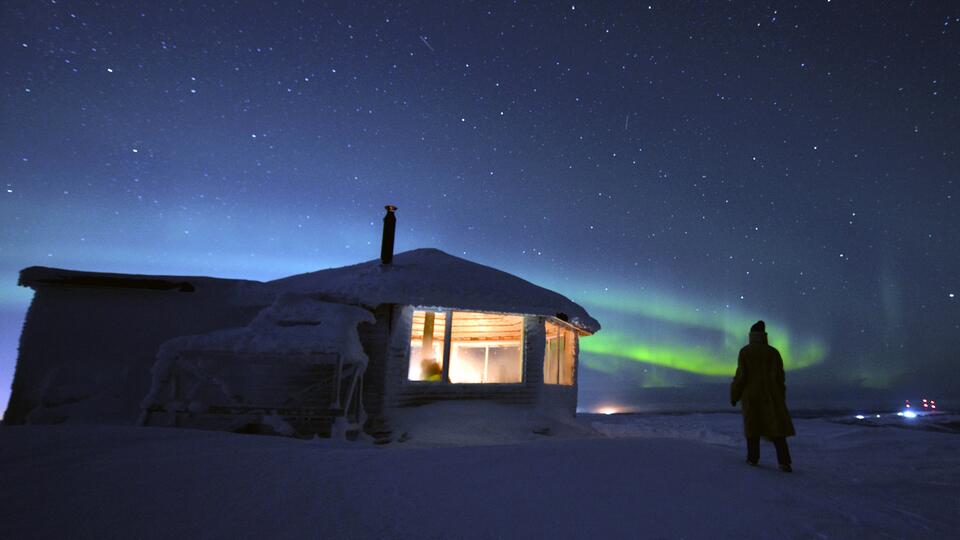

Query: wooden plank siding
(447, 311), (524, 342)
(141, 351), (366, 437)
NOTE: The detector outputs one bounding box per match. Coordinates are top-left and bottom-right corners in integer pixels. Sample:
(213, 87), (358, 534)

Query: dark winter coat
(730, 332), (796, 439)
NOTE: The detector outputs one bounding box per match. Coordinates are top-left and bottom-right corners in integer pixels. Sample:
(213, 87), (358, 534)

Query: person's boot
(778, 463), (793, 473)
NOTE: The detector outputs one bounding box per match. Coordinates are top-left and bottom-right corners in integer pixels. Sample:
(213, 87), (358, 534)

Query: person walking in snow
(730, 320), (796, 472)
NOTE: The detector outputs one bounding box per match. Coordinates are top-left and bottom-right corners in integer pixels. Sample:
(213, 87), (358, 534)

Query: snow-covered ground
(1, 406), (958, 539)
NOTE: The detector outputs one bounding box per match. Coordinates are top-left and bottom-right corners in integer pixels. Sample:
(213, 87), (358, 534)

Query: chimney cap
(385, 204), (398, 212)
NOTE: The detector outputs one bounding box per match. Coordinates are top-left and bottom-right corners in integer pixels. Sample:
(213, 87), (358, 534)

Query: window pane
(449, 345), (485, 383)
(487, 345), (523, 383)
(544, 336), (559, 384)
(408, 311), (446, 381)
(448, 312), (524, 384)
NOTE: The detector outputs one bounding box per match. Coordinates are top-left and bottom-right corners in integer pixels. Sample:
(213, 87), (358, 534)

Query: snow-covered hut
(266, 246), (601, 431)
(6, 208), (600, 439)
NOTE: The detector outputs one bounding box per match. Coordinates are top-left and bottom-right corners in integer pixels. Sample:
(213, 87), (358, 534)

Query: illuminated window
(448, 312), (524, 383)
(409, 310), (524, 384)
(544, 321), (575, 385)
(408, 311), (446, 381)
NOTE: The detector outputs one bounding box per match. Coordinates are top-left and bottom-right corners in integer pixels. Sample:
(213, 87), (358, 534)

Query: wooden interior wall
(448, 311), (524, 342)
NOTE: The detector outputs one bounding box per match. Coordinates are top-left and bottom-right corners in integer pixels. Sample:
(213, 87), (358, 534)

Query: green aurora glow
(578, 289), (827, 378)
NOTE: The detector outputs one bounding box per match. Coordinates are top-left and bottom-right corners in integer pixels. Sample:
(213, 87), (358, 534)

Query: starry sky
(2, 1), (958, 416)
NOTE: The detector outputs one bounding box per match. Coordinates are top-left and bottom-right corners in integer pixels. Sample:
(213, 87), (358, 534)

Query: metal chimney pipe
(381, 205), (398, 265)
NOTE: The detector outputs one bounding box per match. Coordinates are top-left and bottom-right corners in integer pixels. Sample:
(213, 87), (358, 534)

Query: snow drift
(1, 411), (958, 539)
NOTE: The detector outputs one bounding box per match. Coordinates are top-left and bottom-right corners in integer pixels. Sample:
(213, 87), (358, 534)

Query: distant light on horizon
(902, 410), (917, 419)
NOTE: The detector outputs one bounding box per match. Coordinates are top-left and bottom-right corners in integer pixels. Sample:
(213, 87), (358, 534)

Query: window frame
(543, 318), (578, 386)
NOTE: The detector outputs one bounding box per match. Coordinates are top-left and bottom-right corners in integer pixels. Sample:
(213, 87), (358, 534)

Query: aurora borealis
(579, 287), (826, 376)
(2, 1), (959, 416)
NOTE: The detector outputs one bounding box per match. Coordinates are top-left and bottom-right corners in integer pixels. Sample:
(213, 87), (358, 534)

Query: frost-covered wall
(5, 278), (264, 425)
(355, 303), (394, 418)
(138, 295), (375, 436)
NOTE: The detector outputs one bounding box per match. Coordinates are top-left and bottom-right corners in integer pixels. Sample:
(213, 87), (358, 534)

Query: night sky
(2, 1), (958, 416)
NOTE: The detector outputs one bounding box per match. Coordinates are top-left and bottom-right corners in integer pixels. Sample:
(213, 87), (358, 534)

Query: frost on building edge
(139, 293), (375, 439)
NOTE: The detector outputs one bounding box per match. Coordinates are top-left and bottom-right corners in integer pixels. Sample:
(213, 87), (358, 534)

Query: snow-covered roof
(18, 266), (256, 292)
(267, 248), (600, 334)
(18, 249), (601, 333)
(158, 294), (375, 362)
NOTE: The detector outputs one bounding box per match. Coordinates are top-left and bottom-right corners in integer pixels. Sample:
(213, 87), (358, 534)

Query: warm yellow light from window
(448, 312), (524, 383)
(409, 310), (524, 384)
